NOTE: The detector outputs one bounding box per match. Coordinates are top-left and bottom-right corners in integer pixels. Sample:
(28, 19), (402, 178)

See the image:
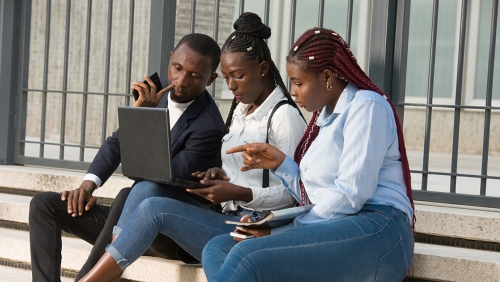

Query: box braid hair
(221, 12), (303, 134)
(287, 27), (415, 229)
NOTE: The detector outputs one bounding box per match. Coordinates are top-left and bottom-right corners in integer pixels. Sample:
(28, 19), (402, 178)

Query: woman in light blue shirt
(202, 27), (415, 282)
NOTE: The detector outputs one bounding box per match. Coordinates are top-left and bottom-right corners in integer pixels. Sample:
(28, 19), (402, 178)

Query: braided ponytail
(288, 28), (415, 228)
(222, 12), (303, 134)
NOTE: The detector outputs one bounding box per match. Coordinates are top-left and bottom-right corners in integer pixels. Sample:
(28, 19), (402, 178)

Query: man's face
(168, 43), (217, 103)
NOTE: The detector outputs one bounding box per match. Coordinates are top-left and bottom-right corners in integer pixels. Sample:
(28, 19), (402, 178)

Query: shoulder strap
(263, 100), (290, 188)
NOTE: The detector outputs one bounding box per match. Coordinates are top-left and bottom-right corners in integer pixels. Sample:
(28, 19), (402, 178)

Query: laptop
(118, 106), (208, 189)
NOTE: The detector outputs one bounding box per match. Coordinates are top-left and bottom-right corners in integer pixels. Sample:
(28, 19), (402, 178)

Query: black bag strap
(262, 100), (290, 188)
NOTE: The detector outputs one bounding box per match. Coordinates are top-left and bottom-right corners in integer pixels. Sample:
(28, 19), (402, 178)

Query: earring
(326, 81), (332, 91)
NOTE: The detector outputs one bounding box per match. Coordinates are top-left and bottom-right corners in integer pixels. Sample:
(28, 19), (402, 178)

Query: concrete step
(0, 227), (207, 282)
(1, 165), (500, 281)
(3, 193), (500, 245)
(411, 243), (500, 281)
(0, 165), (134, 199)
(415, 201), (500, 243)
(0, 193), (30, 224)
(0, 265), (73, 282)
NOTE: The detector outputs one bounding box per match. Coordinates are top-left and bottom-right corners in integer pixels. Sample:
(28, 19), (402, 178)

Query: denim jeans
(106, 181), (265, 269)
(202, 204), (414, 282)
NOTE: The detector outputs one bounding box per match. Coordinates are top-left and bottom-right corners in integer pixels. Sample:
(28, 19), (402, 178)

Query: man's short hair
(174, 33), (221, 72)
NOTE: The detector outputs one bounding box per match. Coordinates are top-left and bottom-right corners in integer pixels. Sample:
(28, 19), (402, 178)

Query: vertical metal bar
(264, 0), (270, 43)
(148, 0), (176, 78)
(421, 0), (440, 191)
(345, 0), (354, 45)
(16, 0), (33, 161)
(101, 0), (113, 145)
(392, 0), (411, 121)
(0, 0), (24, 165)
(60, 0), (71, 159)
(210, 0), (220, 98)
(318, 0), (325, 27)
(368, 0), (397, 97)
(80, 0), (92, 161)
(40, 0), (52, 158)
(450, 0), (469, 193)
(288, 0), (297, 90)
(190, 0), (196, 33)
(480, 0), (498, 195)
(264, 0), (270, 26)
(239, 0), (245, 15)
(125, 0), (134, 106)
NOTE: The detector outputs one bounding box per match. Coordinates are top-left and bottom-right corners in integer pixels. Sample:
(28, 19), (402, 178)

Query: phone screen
(132, 72), (163, 101)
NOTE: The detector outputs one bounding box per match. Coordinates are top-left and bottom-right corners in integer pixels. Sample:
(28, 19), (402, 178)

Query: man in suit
(29, 33), (224, 282)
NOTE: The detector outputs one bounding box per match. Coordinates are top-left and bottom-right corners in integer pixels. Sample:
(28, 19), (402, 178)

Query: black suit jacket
(87, 79), (224, 186)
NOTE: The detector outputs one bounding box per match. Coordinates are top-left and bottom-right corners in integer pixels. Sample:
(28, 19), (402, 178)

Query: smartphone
(132, 72), (163, 101)
(230, 231), (255, 240)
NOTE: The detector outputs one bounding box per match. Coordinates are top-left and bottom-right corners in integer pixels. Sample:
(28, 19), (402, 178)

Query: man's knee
(29, 191), (63, 218)
(114, 187), (132, 203)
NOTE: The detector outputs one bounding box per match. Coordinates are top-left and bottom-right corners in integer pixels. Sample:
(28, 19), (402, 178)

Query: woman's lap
(204, 204), (414, 282)
(109, 196), (238, 269)
(116, 181), (209, 231)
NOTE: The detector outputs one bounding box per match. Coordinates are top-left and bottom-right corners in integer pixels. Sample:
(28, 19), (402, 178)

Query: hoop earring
(326, 81), (332, 91)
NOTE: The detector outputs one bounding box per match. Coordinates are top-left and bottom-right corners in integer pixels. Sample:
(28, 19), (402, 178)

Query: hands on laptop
(191, 168), (230, 181)
(188, 168), (252, 204)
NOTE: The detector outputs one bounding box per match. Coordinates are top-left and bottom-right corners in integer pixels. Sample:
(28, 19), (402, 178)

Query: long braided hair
(288, 28), (415, 227)
(221, 12), (303, 134)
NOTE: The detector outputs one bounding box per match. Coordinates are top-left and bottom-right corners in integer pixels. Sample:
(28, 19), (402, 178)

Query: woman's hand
(191, 167), (230, 181)
(132, 75), (174, 107)
(187, 181), (252, 204)
(226, 142), (286, 172)
(232, 215), (271, 242)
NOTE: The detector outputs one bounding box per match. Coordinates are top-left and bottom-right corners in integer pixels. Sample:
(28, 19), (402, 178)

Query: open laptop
(118, 106), (208, 189)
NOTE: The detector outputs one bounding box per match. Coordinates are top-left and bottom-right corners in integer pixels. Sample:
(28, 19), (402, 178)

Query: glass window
(406, 0), (459, 99)
(474, 0), (500, 101)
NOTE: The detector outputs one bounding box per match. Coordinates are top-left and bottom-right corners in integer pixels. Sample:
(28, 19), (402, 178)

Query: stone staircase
(1, 164), (499, 281)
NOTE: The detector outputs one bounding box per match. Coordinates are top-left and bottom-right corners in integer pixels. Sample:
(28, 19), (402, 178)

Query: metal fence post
(148, 0), (177, 77)
(368, 0), (398, 99)
(0, 0), (22, 165)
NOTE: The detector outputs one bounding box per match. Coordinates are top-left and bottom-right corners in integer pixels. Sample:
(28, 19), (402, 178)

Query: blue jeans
(202, 204), (414, 282)
(107, 181), (265, 269)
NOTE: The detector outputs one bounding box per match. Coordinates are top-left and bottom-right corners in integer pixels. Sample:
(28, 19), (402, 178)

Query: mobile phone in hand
(230, 231), (255, 240)
(132, 72), (163, 101)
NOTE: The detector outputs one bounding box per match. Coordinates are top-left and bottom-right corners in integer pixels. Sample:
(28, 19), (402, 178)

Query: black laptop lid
(118, 106), (174, 183)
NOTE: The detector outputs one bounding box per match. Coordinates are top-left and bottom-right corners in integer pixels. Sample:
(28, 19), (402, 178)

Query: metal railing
(400, 0), (500, 208)
(0, 0), (499, 208)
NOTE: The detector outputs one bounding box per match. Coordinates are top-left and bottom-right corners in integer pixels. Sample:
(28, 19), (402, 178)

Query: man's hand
(61, 180), (97, 217)
(131, 75), (174, 107)
(187, 180), (252, 204)
(191, 167), (230, 181)
(226, 142), (286, 172)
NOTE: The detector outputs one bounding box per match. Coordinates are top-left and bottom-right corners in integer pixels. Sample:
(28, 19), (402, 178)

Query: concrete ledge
(0, 227), (207, 282)
(411, 243), (500, 282)
(415, 201), (500, 243)
(0, 165), (133, 199)
(0, 193), (30, 223)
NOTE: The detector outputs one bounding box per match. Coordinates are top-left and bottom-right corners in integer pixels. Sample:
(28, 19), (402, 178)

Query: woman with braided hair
(202, 27), (414, 282)
(78, 13), (306, 282)
(190, 11), (306, 221)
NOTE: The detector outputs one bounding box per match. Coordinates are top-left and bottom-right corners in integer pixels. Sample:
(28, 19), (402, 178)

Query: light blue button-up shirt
(273, 84), (413, 234)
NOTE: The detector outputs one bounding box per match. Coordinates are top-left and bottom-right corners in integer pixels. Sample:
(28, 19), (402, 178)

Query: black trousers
(29, 187), (196, 282)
